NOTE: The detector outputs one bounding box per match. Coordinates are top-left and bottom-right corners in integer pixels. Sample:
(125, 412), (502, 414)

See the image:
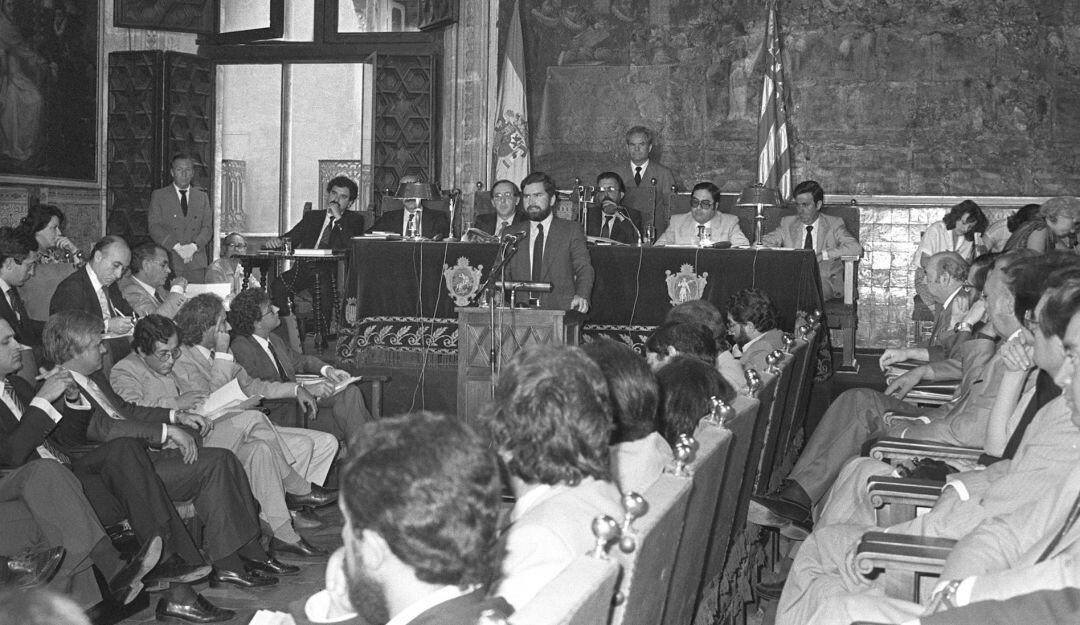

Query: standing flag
(494, 0), (531, 183)
(757, 2), (792, 200)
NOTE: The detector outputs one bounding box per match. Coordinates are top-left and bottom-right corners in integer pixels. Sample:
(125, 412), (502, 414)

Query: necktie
(601, 216), (612, 239)
(405, 212), (416, 237)
(101, 286), (116, 317)
(154, 289), (165, 304)
(267, 341), (289, 382)
(498, 220), (509, 237)
(697, 224), (705, 239)
(634, 166), (642, 186)
(1036, 485), (1080, 563)
(7, 287), (26, 322)
(180, 189), (188, 217)
(4, 380), (69, 464)
(531, 224), (544, 282)
(803, 225), (814, 250)
(75, 376), (124, 421)
(316, 218), (335, 249)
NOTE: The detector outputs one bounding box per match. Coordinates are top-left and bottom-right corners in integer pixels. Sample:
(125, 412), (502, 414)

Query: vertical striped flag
(757, 2), (792, 200)
(493, 0), (531, 184)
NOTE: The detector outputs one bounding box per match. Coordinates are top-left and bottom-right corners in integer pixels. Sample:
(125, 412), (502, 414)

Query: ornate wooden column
(440, 0), (498, 222)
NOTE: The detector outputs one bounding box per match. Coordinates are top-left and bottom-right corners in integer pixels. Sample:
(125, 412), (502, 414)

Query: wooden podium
(456, 306), (582, 420)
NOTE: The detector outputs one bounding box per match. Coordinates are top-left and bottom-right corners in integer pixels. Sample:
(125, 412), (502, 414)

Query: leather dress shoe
(155, 594), (235, 623)
(241, 555), (300, 576)
(269, 536), (328, 558)
(748, 482), (812, 528)
(1, 546), (66, 589)
(285, 483), (338, 510)
(108, 535), (162, 605)
(143, 554), (212, 587)
(209, 566), (278, 588)
(291, 507), (323, 529)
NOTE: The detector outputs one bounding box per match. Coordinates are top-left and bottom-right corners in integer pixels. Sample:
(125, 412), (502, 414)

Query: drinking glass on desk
(644, 224), (655, 243)
(280, 237), (293, 255)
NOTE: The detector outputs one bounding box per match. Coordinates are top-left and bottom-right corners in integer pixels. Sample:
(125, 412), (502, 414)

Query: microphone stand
(475, 235), (523, 399)
(617, 206), (645, 247)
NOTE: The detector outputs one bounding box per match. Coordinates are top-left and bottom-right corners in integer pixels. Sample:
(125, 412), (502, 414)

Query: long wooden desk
(337, 240), (825, 368)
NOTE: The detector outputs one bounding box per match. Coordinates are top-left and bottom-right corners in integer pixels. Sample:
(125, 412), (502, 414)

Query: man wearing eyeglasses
(205, 233), (260, 294)
(655, 181), (750, 246)
(584, 172), (643, 245)
(0, 228), (42, 346)
(473, 179), (526, 236)
(118, 243), (188, 318)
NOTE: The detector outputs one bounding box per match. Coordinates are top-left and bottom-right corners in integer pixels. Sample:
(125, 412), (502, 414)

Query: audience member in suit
(0, 228), (43, 346)
(616, 126), (683, 235)
(118, 242), (188, 319)
(656, 182), (749, 247)
(148, 155), (212, 283)
(879, 252), (978, 370)
(472, 179), (527, 237)
(584, 172), (644, 245)
(727, 288), (785, 374)
(581, 338), (671, 495)
(302, 412), (513, 625)
(268, 176), (366, 350)
(228, 288), (372, 444)
(506, 172), (594, 312)
(41, 310), (284, 621)
(49, 235), (134, 334)
(205, 232), (260, 294)
(750, 252), (1065, 541)
(480, 345), (623, 610)
(111, 314), (336, 553)
(171, 294), (338, 557)
(371, 174), (451, 239)
(760, 179), (863, 300)
(0, 320), (164, 608)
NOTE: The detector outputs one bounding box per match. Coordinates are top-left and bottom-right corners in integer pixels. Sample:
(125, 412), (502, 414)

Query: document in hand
(199, 379), (263, 421)
(295, 374), (363, 396)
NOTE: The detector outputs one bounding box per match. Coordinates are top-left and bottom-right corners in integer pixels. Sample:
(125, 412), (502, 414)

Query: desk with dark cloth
(337, 240), (825, 368)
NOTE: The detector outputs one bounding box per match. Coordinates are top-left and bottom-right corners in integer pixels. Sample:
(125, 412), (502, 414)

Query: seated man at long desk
(506, 172), (594, 313)
(371, 175), (451, 239)
(268, 176), (365, 349)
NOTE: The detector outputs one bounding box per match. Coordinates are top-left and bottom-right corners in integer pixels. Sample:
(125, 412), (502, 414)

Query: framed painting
(113, 0), (213, 34)
(0, 0), (100, 184)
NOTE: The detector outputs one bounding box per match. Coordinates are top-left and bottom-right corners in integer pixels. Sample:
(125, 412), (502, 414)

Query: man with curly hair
(303, 412), (512, 625)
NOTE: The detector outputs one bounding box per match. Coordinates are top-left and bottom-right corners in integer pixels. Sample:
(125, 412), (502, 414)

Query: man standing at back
(149, 155), (212, 283)
(507, 172), (593, 313)
(761, 180), (862, 300)
(617, 126), (682, 235)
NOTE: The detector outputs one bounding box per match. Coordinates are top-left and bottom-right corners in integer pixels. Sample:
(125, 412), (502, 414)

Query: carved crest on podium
(665, 264), (709, 306)
(443, 257), (484, 306)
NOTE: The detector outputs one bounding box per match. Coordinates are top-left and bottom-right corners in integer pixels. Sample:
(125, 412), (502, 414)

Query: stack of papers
(198, 379), (263, 421)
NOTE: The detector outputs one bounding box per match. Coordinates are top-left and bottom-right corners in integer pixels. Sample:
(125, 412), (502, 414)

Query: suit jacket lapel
(0, 293), (22, 344)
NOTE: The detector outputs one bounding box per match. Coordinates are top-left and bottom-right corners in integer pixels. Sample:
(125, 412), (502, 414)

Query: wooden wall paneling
(372, 53), (437, 204)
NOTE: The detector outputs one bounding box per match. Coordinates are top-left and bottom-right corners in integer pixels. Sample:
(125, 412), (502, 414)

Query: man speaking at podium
(506, 172), (594, 313)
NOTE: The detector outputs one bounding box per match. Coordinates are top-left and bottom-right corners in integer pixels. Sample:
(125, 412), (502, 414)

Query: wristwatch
(953, 322), (973, 333)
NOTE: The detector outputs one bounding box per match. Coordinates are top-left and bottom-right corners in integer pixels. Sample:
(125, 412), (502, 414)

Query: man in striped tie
(118, 242), (188, 318)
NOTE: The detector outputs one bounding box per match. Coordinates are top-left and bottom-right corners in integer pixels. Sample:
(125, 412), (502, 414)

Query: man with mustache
(506, 171), (594, 313)
(268, 176), (365, 349)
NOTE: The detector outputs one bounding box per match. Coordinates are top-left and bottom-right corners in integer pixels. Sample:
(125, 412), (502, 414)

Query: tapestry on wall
(504, 0), (1080, 197)
(0, 0), (98, 182)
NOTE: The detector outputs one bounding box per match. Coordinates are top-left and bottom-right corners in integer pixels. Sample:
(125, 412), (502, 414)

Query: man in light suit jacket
(472, 179), (527, 237)
(584, 172), (644, 245)
(760, 180), (863, 300)
(656, 182), (750, 247)
(118, 243), (187, 319)
(148, 155), (212, 283)
(506, 172), (594, 312)
(616, 126), (683, 236)
(227, 288), (372, 445)
(479, 346), (623, 610)
(269, 176), (366, 348)
(0, 228), (43, 346)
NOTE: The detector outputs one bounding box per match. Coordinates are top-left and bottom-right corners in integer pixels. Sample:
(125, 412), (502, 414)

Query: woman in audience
(912, 200), (988, 310)
(16, 204), (84, 320)
(1004, 196), (1080, 253)
(656, 355), (736, 446)
(582, 338), (671, 494)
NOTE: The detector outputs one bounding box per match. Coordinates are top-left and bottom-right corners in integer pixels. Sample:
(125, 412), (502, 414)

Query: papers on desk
(355, 232), (393, 239)
(291, 248), (335, 256)
(586, 235), (628, 246)
(198, 379), (263, 421)
(296, 374), (363, 396)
